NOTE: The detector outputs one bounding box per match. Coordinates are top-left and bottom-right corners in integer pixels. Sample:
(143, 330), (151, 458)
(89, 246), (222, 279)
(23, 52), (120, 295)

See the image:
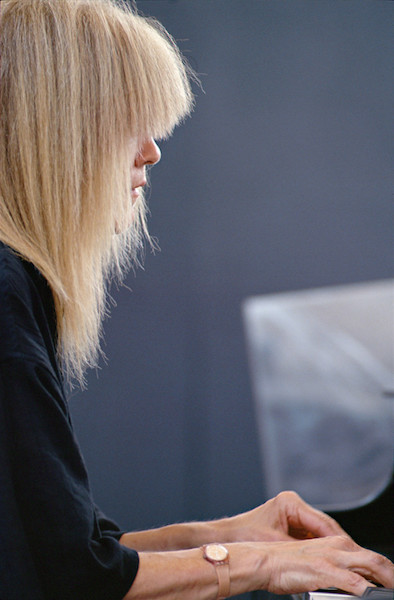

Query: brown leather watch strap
(202, 544), (231, 600)
(216, 559), (230, 599)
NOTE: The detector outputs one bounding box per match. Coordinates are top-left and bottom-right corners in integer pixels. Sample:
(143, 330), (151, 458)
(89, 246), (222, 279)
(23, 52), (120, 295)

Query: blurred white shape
(242, 280), (394, 511)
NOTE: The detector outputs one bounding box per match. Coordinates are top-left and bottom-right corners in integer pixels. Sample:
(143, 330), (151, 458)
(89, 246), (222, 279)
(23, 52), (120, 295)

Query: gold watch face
(205, 544), (228, 562)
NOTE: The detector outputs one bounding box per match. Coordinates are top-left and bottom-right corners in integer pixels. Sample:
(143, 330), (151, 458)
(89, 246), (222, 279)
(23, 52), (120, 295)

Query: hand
(253, 534), (394, 595)
(225, 490), (349, 543)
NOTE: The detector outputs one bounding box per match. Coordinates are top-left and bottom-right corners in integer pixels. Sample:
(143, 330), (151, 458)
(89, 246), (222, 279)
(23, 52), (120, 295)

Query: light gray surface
(243, 280), (394, 510)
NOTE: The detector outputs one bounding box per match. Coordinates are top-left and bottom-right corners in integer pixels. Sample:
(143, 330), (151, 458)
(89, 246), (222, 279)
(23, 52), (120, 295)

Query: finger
(325, 565), (373, 597)
(346, 551), (394, 589)
(330, 541), (394, 589)
(287, 497), (349, 539)
(275, 492), (347, 539)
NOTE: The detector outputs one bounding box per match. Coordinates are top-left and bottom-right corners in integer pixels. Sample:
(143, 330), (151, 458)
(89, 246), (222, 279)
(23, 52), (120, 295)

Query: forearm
(120, 518), (233, 552)
(123, 544), (260, 600)
(119, 490), (342, 552)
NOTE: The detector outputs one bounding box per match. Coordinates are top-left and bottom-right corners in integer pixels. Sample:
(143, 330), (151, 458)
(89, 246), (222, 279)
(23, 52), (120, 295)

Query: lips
(132, 180), (146, 193)
(134, 179), (147, 189)
(131, 179), (146, 203)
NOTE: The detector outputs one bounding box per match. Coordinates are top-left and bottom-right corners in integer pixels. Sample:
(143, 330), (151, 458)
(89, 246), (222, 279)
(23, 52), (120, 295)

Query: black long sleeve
(0, 243), (139, 600)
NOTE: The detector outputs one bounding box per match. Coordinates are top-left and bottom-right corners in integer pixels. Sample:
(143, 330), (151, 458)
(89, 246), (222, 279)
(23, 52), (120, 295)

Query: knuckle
(277, 490), (300, 503)
(335, 534), (355, 549)
(369, 551), (386, 567)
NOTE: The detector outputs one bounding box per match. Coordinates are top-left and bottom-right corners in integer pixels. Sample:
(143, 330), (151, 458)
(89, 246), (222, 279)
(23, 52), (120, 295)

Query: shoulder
(0, 242), (27, 284)
(0, 243), (34, 331)
(0, 243), (58, 370)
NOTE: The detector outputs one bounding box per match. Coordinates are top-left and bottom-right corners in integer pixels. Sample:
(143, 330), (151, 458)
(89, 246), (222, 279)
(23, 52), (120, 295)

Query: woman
(0, 0), (392, 598)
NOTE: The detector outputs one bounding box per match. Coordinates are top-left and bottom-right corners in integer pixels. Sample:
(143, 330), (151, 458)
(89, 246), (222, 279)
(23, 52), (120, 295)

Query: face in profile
(117, 137), (161, 234)
(131, 138), (161, 205)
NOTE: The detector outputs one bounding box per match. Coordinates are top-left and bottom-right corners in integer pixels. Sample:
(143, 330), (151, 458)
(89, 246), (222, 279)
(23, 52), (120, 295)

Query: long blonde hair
(0, 0), (193, 385)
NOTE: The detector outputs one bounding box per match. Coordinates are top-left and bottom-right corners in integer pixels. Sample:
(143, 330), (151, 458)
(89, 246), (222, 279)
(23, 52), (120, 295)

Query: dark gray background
(70, 0), (393, 594)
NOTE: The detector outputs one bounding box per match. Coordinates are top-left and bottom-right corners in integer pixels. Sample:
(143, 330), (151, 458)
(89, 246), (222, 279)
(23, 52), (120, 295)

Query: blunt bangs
(75, 0), (194, 144)
(118, 14), (194, 140)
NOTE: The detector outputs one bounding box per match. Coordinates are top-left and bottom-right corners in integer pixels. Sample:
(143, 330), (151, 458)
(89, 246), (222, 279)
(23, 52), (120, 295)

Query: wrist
(235, 542), (271, 596)
(202, 544), (231, 599)
(181, 518), (236, 547)
(213, 542), (270, 598)
(210, 513), (251, 544)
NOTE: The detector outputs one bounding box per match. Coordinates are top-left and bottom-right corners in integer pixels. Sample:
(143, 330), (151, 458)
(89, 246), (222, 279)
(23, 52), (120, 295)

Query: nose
(135, 138), (161, 167)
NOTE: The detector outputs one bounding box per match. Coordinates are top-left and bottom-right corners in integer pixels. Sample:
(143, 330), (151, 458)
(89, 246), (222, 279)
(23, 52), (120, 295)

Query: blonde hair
(0, 0), (193, 385)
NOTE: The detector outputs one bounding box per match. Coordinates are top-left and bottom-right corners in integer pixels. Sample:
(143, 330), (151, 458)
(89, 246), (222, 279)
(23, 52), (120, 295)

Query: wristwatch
(202, 543), (230, 600)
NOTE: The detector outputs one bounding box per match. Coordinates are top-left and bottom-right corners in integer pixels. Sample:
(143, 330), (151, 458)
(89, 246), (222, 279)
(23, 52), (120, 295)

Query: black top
(0, 242), (139, 600)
